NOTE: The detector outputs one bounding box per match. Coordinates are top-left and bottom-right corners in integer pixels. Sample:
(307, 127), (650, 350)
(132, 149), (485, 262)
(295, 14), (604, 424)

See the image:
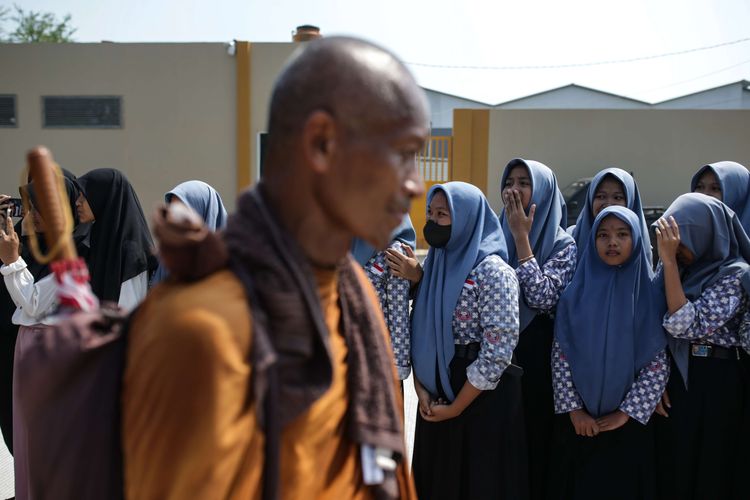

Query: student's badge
(370, 262), (386, 277)
(463, 279), (477, 290)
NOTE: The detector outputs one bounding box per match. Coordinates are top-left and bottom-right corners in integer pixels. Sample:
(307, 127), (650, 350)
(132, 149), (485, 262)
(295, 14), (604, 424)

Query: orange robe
(123, 267), (411, 499)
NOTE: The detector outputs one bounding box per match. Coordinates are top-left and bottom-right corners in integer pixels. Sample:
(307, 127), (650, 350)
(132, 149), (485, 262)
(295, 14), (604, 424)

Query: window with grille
(43, 96), (122, 128)
(0, 95), (17, 127)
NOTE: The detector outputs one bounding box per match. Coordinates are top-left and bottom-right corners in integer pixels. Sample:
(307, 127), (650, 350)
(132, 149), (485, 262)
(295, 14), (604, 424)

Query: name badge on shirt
(370, 263), (385, 277)
(463, 279), (477, 290)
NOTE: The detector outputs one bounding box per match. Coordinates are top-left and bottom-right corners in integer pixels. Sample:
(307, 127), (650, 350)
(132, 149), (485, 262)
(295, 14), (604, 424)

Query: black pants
(655, 353), (750, 500)
(548, 414), (656, 500)
(0, 323), (18, 455)
(412, 354), (529, 500)
(514, 315), (555, 500)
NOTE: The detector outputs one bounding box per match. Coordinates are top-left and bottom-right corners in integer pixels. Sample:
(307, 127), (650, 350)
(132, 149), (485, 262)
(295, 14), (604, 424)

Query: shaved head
(261, 36), (429, 266)
(266, 36), (428, 161)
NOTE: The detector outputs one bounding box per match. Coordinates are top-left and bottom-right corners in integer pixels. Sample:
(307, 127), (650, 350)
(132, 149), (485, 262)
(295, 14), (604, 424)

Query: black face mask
(423, 220), (452, 248)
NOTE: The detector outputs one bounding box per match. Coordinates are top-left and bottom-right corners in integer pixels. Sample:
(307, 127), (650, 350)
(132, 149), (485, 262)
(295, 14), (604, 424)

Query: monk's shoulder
(130, 270), (252, 355)
(147, 269), (246, 310)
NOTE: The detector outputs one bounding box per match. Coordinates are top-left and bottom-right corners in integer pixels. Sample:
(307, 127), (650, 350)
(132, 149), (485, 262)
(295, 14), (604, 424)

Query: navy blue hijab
(572, 168), (652, 267)
(351, 215), (417, 267)
(691, 161), (750, 235)
(655, 193), (750, 384)
(411, 182), (508, 401)
(500, 158), (574, 330)
(556, 206), (666, 418)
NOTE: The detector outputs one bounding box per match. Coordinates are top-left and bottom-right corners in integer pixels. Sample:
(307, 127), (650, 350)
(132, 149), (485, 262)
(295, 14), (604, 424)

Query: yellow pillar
(452, 109), (489, 194)
(235, 41), (252, 192)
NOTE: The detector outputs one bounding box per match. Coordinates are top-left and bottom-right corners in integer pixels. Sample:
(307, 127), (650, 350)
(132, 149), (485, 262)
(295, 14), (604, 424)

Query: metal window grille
(43, 96), (122, 128)
(0, 95), (17, 127)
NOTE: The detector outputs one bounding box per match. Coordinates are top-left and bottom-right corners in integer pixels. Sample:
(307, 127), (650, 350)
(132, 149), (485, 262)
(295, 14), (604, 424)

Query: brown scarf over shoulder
(222, 186), (405, 499)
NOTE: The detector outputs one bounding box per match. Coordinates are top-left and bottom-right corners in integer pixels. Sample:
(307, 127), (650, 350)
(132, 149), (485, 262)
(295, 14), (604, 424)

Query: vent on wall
(43, 96), (122, 128)
(0, 95), (17, 127)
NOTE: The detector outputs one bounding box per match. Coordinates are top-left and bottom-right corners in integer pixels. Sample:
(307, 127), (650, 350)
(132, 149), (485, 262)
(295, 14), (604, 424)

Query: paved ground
(0, 438), (12, 499)
(403, 371), (418, 464)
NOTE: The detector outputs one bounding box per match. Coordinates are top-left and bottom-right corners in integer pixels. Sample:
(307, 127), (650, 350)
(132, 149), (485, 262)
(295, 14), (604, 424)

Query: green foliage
(1, 3), (76, 43)
(0, 5), (8, 40)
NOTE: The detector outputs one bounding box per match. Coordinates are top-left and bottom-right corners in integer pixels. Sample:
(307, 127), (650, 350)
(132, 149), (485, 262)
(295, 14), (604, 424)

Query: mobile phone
(6, 198), (24, 218)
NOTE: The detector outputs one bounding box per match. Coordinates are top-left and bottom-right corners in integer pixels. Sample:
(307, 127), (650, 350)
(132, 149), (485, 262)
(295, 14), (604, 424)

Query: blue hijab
(572, 168), (652, 267)
(555, 206), (666, 418)
(411, 182), (508, 401)
(655, 193), (750, 385)
(151, 180), (228, 283)
(691, 161), (750, 235)
(500, 158), (575, 330)
(351, 214), (417, 267)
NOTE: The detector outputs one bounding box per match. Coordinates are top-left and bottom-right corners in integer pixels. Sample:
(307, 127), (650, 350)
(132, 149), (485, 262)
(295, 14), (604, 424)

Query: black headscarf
(77, 168), (156, 302)
(23, 169), (91, 280)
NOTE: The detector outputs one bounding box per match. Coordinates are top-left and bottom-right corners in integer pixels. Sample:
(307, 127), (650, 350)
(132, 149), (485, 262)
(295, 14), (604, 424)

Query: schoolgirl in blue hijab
(500, 158), (576, 500)
(350, 215), (416, 266)
(653, 193), (750, 500)
(151, 180), (227, 284)
(571, 167), (652, 266)
(350, 215), (416, 380)
(691, 160), (750, 234)
(411, 181), (527, 500)
(550, 206), (668, 499)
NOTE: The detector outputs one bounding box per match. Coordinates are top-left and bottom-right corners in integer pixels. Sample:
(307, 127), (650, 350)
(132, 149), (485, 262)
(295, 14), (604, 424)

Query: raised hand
(0, 214), (20, 265)
(654, 216), (680, 265)
(385, 243), (422, 284)
(503, 189), (536, 241)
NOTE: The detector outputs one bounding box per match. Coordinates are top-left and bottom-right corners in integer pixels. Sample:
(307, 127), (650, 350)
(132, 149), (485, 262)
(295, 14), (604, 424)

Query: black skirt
(654, 352), (750, 500)
(548, 413), (656, 500)
(412, 350), (529, 500)
(514, 314), (555, 500)
(0, 286), (19, 455)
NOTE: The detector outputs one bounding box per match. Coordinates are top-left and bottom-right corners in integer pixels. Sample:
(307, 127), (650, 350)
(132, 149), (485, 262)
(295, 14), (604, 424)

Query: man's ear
(301, 110), (338, 174)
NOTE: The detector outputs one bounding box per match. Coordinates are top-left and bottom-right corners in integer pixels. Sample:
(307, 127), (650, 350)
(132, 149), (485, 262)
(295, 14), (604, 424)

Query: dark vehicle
(562, 178), (664, 267)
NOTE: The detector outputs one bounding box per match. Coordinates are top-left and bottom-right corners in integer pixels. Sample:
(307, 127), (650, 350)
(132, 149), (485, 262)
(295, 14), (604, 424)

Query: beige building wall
(0, 43), (237, 212)
(248, 42), (299, 181)
(485, 109), (750, 212)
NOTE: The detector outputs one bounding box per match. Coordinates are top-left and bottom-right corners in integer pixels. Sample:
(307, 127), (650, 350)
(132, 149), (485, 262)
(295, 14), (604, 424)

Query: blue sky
(6, 0), (750, 104)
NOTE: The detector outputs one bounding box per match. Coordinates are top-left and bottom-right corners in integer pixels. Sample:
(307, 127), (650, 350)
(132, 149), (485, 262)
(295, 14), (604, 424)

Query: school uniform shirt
(552, 341), (669, 424)
(362, 242), (412, 380)
(515, 243), (577, 314)
(453, 254), (519, 390)
(118, 271), (149, 313)
(662, 270), (748, 349)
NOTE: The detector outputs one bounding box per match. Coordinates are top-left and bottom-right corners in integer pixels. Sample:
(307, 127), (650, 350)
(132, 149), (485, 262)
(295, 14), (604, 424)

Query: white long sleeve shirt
(2, 257), (147, 325)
